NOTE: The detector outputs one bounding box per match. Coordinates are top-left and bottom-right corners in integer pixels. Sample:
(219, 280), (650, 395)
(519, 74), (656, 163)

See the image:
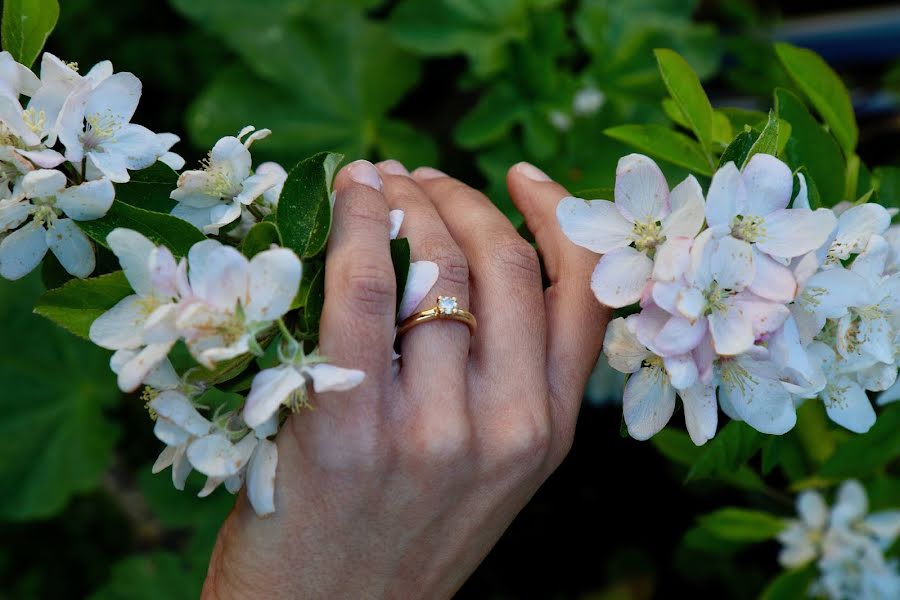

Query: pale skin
(202, 159), (610, 599)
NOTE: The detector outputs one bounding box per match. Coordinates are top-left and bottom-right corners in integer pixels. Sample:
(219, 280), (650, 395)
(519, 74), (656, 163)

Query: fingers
(409, 167), (547, 386)
(374, 161), (471, 397)
(319, 160), (396, 390)
(506, 162), (609, 441)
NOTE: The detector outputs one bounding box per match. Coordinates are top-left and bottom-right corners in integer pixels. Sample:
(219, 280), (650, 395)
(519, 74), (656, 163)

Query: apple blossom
(0, 168), (113, 279)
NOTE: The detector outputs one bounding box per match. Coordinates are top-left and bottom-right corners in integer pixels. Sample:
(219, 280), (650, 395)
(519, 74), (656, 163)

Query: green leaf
(1, 0), (59, 68)
(77, 201), (205, 257)
(774, 42), (857, 152)
(652, 428), (766, 492)
(654, 48), (714, 158)
(775, 88), (846, 206)
(0, 274), (119, 520)
(196, 388), (244, 415)
(113, 162), (179, 214)
(33, 270), (132, 340)
(456, 82), (530, 149)
(301, 264), (325, 340)
(138, 468), (234, 530)
(744, 110), (780, 165)
(391, 237), (411, 319)
(697, 508), (785, 542)
(87, 552), (202, 600)
(241, 221), (282, 258)
(760, 565), (816, 600)
(874, 166), (900, 210)
(604, 124), (712, 176)
(794, 166), (823, 210)
(719, 107), (768, 131)
(820, 404), (900, 478)
(718, 130), (757, 170)
(295, 259), (323, 310)
(687, 421), (764, 482)
(794, 399), (836, 466)
(277, 152), (342, 259)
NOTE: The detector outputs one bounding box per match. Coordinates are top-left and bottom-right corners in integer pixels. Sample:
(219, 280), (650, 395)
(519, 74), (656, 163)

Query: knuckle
(401, 412), (472, 466)
(494, 410), (552, 468)
(342, 262), (395, 316)
(420, 238), (469, 289)
(488, 236), (540, 282)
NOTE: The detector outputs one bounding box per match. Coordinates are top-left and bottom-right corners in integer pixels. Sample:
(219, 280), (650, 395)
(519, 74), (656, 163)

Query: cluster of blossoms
(0, 51), (440, 515)
(779, 480), (900, 598)
(0, 52), (183, 280)
(559, 153), (899, 445)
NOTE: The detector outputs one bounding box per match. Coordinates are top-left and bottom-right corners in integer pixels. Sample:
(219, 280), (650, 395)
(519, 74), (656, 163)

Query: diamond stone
(437, 296), (457, 315)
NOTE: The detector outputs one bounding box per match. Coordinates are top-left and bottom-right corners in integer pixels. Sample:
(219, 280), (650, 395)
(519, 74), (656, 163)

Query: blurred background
(2, 1), (900, 598)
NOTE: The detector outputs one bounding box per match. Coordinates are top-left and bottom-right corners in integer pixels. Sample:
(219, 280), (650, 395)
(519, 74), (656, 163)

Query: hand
(202, 159), (609, 599)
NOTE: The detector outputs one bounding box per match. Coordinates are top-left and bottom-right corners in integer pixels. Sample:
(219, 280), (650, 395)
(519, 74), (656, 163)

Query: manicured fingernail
(412, 166), (447, 180)
(346, 160), (383, 191)
(376, 159), (410, 176)
(514, 162), (551, 182)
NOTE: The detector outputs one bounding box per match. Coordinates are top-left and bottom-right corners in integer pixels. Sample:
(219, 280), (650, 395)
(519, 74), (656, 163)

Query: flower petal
(749, 248), (797, 303)
(46, 218), (95, 278)
(720, 356), (796, 434)
(243, 365), (305, 428)
(832, 479), (868, 526)
(55, 178), (115, 221)
(654, 316), (707, 357)
(399, 260), (439, 320)
(86, 72), (141, 123)
(662, 175), (705, 238)
(850, 234), (889, 280)
(0, 221), (48, 280)
(305, 363), (366, 393)
(663, 353), (698, 390)
(741, 153), (793, 215)
(680, 383), (718, 445)
(187, 432), (257, 479)
(389, 209), (404, 239)
(603, 316), (650, 373)
(22, 168), (66, 198)
(89, 295), (146, 349)
(150, 390), (212, 436)
(247, 439), (278, 516)
(614, 154), (670, 223)
(622, 364), (675, 440)
(153, 417), (189, 446)
(834, 204), (891, 255)
(708, 304), (755, 356)
(590, 246), (652, 308)
(106, 228), (156, 295)
(758, 208), (837, 258)
(246, 247), (303, 322)
(797, 490), (828, 530)
(652, 237), (692, 282)
(822, 376), (877, 433)
(706, 162), (745, 228)
(556, 196), (633, 254)
(117, 342), (173, 393)
(710, 235), (754, 290)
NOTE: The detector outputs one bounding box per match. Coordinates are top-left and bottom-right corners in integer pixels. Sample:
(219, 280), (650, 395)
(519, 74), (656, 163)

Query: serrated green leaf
(1, 0), (59, 67)
(654, 48), (714, 158)
(651, 428), (766, 492)
(0, 273), (119, 520)
(697, 508), (785, 542)
(687, 421), (764, 482)
(113, 162), (180, 214)
(776, 88), (846, 206)
(391, 237), (411, 319)
(744, 110), (779, 166)
(33, 270), (132, 340)
(820, 404), (900, 478)
(719, 107), (768, 131)
(774, 42), (857, 152)
(241, 221), (282, 259)
(277, 152), (342, 259)
(718, 130), (757, 170)
(605, 124), (712, 175)
(77, 201), (205, 257)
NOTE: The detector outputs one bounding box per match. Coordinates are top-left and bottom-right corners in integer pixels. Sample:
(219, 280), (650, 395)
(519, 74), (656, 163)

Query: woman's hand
(202, 159), (609, 599)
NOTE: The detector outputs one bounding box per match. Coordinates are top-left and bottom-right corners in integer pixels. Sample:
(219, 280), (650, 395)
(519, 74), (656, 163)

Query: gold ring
(397, 296), (477, 336)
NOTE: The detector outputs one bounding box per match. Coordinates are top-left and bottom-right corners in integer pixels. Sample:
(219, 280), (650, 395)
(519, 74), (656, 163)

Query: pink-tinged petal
(710, 236), (754, 290)
(55, 178), (114, 221)
(603, 316), (650, 373)
(246, 247), (302, 322)
(46, 218), (95, 278)
(89, 295), (146, 349)
(758, 208), (837, 258)
(708, 305), (755, 355)
(106, 228), (156, 296)
(305, 363), (366, 393)
(654, 316), (707, 357)
(614, 154), (670, 222)
(143, 304), (179, 344)
(149, 246), (179, 298)
(187, 433), (257, 478)
(720, 355), (796, 434)
(680, 383), (718, 445)
(117, 342), (173, 393)
(741, 153), (793, 215)
(688, 228), (717, 288)
(652, 237), (692, 282)
(556, 196), (633, 253)
(623, 364), (676, 440)
(399, 260), (439, 320)
(389, 209), (404, 239)
(633, 303), (670, 356)
(243, 365), (304, 428)
(749, 248), (797, 303)
(823, 377), (876, 433)
(150, 390), (212, 436)
(850, 235), (888, 280)
(191, 243), (249, 308)
(706, 162), (745, 227)
(651, 281), (681, 313)
(732, 292), (790, 338)
(663, 353), (698, 390)
(247, 439), (278, 516)
(590, 246), (653, 308)
(662, 175), (705, 238)
(0, 221), (48, 280)
(693, 331), (716, 384)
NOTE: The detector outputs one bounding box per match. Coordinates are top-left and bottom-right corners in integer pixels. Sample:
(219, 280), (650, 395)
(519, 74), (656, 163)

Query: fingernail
(346, 160), (383, 191)
(412, 166), (447, 180)
(376, 159), (410, 176)
(514, 162), (551, 182)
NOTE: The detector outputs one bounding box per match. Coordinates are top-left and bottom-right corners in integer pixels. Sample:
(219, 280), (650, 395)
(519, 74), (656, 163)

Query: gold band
(397, 296), (477, 337)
